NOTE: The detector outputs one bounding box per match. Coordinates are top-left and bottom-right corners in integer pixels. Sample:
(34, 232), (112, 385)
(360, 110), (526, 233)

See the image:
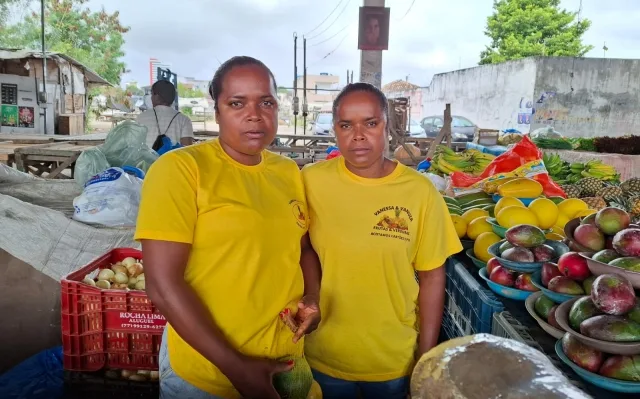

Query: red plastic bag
(451, 136), (566, 198)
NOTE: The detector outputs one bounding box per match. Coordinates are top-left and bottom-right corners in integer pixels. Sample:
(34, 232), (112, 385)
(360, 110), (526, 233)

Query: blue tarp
(465, 142), (509, 156)
(0, 347), (64, 399)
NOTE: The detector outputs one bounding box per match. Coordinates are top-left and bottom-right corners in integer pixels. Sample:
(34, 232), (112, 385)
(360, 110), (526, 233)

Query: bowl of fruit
(479, 264), (539, 301)
(570, 207), (640, 288)
(486, 217), (551, 239)
(554, 273), (640, 356)
(530, 255), (593, 303)
(487, 224), (570, 273)
(465, 248), (487, 269)
(556, 335), (640, 393)
(525, 292), (565, 339)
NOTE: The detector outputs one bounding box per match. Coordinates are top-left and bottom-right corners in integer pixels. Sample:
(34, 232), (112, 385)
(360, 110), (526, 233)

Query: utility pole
(359, 0), (385, 88)
(303, 37), (308, 135)
(293, 33), (299, 135)
(40, 0), (48, 134)
(346, 69), (350, 84)
(351, 70), (354, 84)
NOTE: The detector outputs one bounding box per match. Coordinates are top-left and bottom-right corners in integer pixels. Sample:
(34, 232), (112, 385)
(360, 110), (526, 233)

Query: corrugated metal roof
(0, 47), (112, 86)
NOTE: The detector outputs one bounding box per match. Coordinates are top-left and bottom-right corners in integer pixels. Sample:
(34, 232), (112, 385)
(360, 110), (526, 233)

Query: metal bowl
(525, 292), (565, 339)
(487, 239), (570, 273)
(555, 297), (640, 356)
(478, 267), (536, 301)
(555, 340), (640, 393)
(580, 252), (640, 289)
(530, 270), (583, 304)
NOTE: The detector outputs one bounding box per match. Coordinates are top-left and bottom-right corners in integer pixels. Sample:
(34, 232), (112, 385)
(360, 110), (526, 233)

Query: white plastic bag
(423, 172), (447, 192)
(72, 167), (143, 227)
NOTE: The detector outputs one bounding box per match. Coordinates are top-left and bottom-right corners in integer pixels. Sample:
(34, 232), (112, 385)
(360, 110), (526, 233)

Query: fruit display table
(455, 255), (636, 398)
(543, 149), (640, 182)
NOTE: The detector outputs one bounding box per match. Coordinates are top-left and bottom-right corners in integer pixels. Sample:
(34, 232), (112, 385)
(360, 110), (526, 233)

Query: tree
(479, 0), (593, 65)
(0, 0), (129, 85)
(177, 83), (205, 98)
(125, 83), (144, 96)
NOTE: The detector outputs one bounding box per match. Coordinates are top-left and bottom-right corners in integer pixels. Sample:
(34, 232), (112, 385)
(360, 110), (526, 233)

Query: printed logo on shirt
(371, 206), (413, 242)
(289, 199), (308, 229)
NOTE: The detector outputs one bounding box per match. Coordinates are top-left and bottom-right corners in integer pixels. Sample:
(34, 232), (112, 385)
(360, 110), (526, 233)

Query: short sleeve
(134, 151), (197, 244)
(180, 115), (194, 138)
(413, 185), (463, 271)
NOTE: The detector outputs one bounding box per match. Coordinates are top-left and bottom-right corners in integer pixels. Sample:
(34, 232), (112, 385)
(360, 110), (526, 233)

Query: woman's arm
(417, 266), (446, 357)
(293, 233), (322, 342)
(142, 240), (291, 398)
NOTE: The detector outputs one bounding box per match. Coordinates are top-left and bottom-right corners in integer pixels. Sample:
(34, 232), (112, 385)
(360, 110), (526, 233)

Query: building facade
(149, 58), (172, 85)
(295, 73), (340, 110)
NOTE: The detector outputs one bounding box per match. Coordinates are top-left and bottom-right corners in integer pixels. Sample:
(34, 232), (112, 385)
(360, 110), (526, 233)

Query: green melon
(273, 356), (313, 399)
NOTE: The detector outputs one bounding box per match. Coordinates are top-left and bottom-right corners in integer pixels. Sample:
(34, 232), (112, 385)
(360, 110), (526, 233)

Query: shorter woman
(303, 83), (462, 398)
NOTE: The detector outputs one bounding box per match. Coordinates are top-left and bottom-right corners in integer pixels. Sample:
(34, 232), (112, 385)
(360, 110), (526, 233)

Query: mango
(573, 224), (605, 252)
(561, 333), (604, 373)
(580, 315), (640, 342)
(499, 241), (514, 254)
(582, 275), (596, 295)
(548, 276), (584, 295)
(599, 355), (640, 381)
(497, 178), (543, 198)
(534, 294), (556, 320)
(505, 224), (546, 248)
(628, 299), (640, 324)
(609, 257), (640, 272)
(541, 262), (563, 287)
(591, 249), (620, 264)
(548, 305), (562, 329)
(273, 356), (313, 399)
(532, 245), (556, 262)
(591, 274), (636, 315)
(580, 213), (597, 226)
(568, 297), (603, 331)
(502, 247), (534, 263)
(595, 207), (631, 236)
(613, 228), (640, 257)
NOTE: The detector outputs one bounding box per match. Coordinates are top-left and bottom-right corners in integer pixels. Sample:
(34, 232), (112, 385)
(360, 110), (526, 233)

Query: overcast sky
(40, 0), (640, 87)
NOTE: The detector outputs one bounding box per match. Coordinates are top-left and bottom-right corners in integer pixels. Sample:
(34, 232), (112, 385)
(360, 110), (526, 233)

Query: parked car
(420, 115), (476, 142)
(407, 119), (426, 136)
(312, 113), (333, 136)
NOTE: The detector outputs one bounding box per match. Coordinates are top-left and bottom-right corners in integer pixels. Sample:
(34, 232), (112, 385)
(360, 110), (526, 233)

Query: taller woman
(136, 56), (321, 399)
(303, 83), (462, 398)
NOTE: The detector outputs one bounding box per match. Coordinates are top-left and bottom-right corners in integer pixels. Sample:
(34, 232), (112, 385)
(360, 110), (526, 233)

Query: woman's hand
(226, 356), (294, 399)
(292, 294), (321, 343)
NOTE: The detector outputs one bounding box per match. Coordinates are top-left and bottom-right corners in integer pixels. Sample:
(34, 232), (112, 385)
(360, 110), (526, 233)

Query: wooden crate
(58, 114), (85, 136)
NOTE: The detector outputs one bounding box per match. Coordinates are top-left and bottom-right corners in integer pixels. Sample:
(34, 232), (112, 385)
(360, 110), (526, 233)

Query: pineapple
(561, 184), (582, 199)
(581, 196), (607, 210)
(621, 177), (640, 196)
(596, 185), (624, 201)
(629, 194), (640, 217)
(578, 177), (605, 197)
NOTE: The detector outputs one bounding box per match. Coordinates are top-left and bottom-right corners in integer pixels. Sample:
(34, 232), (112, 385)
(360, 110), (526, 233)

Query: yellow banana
(437, 159), (463, 173)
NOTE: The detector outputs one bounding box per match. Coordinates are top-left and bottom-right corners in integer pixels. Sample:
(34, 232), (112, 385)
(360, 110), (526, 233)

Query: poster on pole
(358, 6), (390, 51)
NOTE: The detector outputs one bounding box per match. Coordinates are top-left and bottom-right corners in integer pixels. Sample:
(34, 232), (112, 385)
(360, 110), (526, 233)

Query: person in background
(302, 83), (463, 399)
(136, 80), (195, 150)
(135, 56), (321, 399)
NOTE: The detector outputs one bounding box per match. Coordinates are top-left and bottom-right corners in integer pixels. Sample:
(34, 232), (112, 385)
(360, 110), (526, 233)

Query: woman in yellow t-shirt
(135, 56), (321, 399)
(302, 83), (463, 398)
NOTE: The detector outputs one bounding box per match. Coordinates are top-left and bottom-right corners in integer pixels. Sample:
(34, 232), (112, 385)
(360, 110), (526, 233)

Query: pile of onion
(105, 369), (159, 382)
(82, 257), (145, 291)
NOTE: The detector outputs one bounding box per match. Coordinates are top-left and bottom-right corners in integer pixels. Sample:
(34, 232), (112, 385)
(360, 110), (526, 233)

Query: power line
(304, 0), (346, 36)
(308, 24), (350, 47)
(313, 33), (349, 65)
(306, 0), (352, 42)
(397, 0), (416, 21)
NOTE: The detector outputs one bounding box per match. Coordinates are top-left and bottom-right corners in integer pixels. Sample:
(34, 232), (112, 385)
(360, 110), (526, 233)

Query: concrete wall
(420, 59), (536, 132)
(419, 56), (640, 137)
(531, 57), (640, 138)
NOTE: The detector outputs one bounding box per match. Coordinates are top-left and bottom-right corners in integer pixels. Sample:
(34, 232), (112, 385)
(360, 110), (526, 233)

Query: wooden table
(275, 134), (335, 148)
(14, 142), (97, 179)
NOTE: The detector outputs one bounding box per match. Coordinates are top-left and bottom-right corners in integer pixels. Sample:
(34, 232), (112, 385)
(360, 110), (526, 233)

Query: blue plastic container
(555, 340), (640, 394)
(478, 267), (536, 301)
(531, 270), (582, 303)
(487, 239), (570, 273)
(442, 258), (504, 339)
(465, 248), (487, 269)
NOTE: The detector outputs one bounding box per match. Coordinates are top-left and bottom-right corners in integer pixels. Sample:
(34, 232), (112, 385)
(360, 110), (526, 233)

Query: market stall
(437, 135), (640, 397)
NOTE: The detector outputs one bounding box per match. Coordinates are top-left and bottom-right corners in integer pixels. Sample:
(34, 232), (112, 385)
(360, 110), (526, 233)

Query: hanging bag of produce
(450, 136), (566, 198)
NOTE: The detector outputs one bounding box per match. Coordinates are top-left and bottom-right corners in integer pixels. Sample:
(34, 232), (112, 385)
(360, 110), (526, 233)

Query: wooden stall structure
(14, 142), (96, 178)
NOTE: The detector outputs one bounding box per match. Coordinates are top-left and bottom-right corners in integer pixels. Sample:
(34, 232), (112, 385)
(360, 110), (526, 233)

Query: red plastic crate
(61, 248), (167, 372)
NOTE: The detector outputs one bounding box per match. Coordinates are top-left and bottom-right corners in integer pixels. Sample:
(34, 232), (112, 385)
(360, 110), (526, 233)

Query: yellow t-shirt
(303, 157), (463, 382)
(135, 139), (308, 398)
